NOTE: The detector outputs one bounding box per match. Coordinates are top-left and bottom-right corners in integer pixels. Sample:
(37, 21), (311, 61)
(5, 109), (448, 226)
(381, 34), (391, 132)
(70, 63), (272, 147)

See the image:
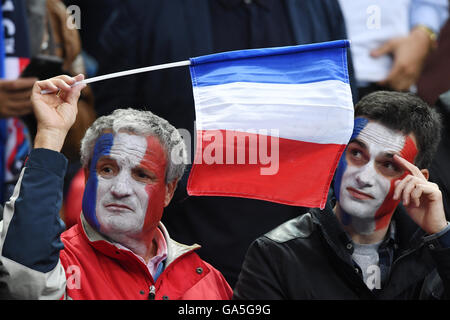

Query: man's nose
(110, 173), (133, 198)
(355, 163), (375, 188)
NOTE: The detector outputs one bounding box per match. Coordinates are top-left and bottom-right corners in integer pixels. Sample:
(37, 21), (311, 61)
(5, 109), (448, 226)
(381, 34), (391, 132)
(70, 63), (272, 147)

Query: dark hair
(354, 91), (442, 168)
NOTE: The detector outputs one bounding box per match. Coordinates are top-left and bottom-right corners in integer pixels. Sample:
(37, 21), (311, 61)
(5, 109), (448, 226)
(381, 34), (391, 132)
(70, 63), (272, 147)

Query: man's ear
(164, 179), (178, 207)
(421, 168), (429, 180)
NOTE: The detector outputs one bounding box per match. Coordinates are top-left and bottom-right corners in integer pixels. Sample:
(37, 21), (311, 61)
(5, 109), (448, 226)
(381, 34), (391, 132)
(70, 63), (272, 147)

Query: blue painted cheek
(333, 117), (369, 208)
(82, 133), (114, 231)
(82, 174), (101, 231)
(333, 156), (347, 202)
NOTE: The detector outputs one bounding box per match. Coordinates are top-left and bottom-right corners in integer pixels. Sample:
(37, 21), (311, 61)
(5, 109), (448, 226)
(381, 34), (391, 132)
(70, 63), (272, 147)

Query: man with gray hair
(0, 75), (232, 300)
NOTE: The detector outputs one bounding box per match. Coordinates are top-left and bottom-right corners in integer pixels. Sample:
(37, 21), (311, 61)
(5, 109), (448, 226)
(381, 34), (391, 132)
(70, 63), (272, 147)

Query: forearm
(0, 148), (68, 299)
(34, 128), (69, 152)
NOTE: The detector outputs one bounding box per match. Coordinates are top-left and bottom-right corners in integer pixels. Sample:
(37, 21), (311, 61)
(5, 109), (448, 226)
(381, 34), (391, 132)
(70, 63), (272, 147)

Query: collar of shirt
(216, 0), (275, 11)
(114, 228), (168, 280)
(379, 220), (396, 249)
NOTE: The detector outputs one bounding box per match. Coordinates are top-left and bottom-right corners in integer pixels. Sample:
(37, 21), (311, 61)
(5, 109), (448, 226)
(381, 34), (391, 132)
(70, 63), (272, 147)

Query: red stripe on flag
(19, 58), (30, 74)
(187, 130), (345, 209)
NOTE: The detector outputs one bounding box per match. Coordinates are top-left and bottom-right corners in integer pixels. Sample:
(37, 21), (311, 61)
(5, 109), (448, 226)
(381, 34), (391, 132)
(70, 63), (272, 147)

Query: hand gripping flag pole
(40, 60), (192, 94)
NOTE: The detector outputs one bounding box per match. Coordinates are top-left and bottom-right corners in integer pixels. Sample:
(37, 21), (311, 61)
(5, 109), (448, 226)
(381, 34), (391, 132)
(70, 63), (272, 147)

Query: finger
(54, 75), (77, 86)
(7, 89), (32, 101)
(34, 75), (76, 94)
(51, 78), (73, 92)
(4, 101), (33, 116)
(410, 185), (423, 208)
(402, 179), (418, 206)
(34, 79), (59, 94)
(387, 70), (414, 91)
(370, 40), (395, 57)
(5, 107), (33, 117)
(380, 62), (402, 83)
(2, 78), (38, 91)
(393, 175), (414, 200)
(64, 74), (86, 104)
(72, 73), (85, 83)
(376, 67), (399, 88)
(393, 154), (424, 178)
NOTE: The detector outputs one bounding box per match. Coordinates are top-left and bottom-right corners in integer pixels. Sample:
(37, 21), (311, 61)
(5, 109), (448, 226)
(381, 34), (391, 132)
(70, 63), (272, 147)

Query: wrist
(34, 127), (68, 152)
(412, 25), (438, 52)
(427, 221), (449, 235)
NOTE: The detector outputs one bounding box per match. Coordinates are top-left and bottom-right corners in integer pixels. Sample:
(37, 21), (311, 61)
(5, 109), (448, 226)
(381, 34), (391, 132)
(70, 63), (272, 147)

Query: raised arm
(0, 75), (85, 299)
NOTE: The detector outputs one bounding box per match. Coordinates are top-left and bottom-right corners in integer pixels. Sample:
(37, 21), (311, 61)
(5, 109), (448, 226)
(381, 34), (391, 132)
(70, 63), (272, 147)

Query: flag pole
(40, 60), (192, 94)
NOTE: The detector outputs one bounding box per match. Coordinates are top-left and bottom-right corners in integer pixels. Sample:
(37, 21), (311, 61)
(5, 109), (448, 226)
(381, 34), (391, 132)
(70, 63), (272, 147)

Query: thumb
(371, 40), (395, 57)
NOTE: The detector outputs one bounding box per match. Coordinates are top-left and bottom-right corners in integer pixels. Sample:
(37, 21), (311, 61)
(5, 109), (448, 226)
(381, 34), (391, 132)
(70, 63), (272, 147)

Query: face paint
(372, 135), (417, 231)
(82, 132), (168, 238)
(335, 119), (418, 234)
(334, 117), (369, 203)
(82, 133), (114, 231)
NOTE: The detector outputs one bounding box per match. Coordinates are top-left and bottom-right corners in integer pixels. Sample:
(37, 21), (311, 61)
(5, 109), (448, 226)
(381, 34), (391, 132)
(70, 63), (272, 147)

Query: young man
(0, 75), (232, 300)
(233, 91), (450, 299)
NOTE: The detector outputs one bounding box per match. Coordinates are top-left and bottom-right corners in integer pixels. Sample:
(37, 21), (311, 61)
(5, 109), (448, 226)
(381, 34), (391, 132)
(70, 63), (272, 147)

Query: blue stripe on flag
(189, 40), (350, 87)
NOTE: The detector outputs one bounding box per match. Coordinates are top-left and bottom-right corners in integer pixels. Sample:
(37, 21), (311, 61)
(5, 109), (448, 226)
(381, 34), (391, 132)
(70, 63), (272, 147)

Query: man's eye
(382, 161), (400, 172)
(137, 172), (149, 179)
(383, 161), (393, 169)
(349, 148), (364, 161)
(133, 169), (156, 182)
(351, 149), (361, 157)
(98, 165), (116, 177)
(377, 160), (403, 178)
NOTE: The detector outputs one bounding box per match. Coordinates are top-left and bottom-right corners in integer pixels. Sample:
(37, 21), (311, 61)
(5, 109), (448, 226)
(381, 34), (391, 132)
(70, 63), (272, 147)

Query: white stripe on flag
(193, 80), (354, 145)
(5, 58), (20, 80)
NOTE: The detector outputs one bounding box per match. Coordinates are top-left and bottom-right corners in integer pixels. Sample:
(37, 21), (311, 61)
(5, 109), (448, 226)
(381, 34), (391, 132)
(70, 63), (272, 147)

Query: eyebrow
(379, 152), (396, 159)
(349, 139), (367, 149)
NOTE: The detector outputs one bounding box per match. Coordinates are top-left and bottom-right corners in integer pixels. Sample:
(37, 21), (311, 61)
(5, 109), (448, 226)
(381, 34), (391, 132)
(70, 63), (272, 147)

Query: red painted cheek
(141, 136), (168, 232)
(374, 136), (418, 231)
(374, 178), (401, 230)
(143, 184), (166, 231)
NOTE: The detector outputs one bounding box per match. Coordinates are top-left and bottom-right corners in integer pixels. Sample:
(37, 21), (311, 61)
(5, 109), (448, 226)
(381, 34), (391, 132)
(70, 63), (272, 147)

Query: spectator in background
(418, 16), (450, 106)
(0, 0), (33, 206)
(428, 90), (450, 218)
(338, 0), (448, 99)
(0, 0), (95, 213)
(416, 19), (450, 219)
(62, 0), (120, 78)
(90, 0), (355, 288)
(25, 0), (96, 164)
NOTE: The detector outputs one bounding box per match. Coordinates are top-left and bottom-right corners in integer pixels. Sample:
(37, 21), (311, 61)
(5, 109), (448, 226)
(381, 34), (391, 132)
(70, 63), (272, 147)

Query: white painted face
(339, 121), (406, 222)
(95, 133), (150, 236)
(93, 132), (168, 238)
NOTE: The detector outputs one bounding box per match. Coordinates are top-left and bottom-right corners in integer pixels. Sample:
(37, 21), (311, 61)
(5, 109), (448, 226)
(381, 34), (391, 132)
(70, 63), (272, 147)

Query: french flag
(187, 40), (354, 209)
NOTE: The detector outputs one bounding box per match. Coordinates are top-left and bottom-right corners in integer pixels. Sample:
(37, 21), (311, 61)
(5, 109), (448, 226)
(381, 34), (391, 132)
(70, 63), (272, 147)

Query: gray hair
(80, 108), (187, 183)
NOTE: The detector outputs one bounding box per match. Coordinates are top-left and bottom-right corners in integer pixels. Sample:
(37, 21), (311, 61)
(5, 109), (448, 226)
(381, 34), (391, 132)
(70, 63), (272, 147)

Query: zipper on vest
(148, 285), (156, 300)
